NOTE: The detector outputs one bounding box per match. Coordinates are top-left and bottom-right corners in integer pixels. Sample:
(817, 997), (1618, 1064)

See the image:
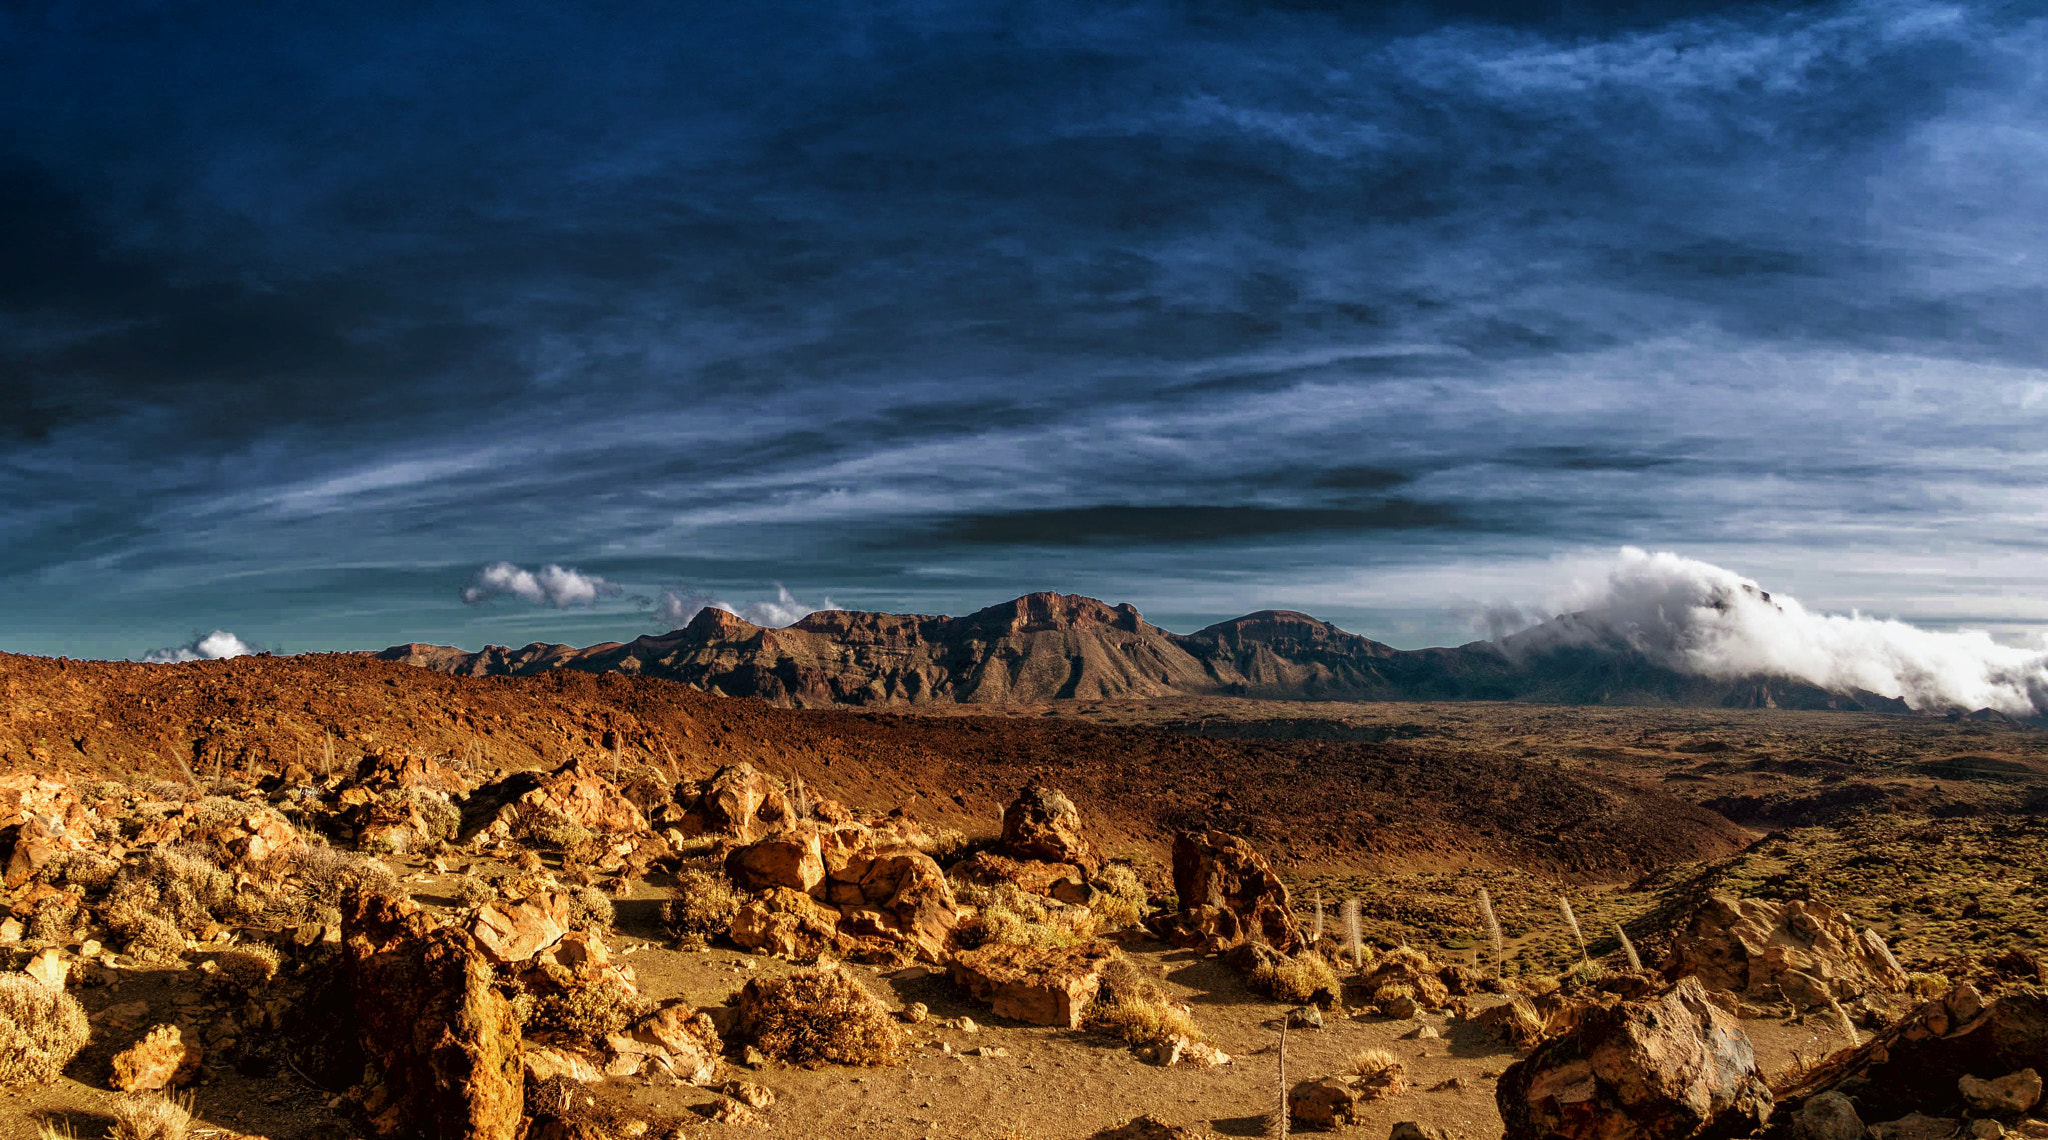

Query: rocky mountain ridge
(380, 591), (1920, 713)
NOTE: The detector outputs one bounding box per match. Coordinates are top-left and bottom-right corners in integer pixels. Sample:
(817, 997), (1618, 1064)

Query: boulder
(833, 845), (960, 962)
(1163, 830), (1300, 954)
(1091, 1116), (1211, 1140)
(727, 827), (827, 894)
(341, 891), (523, 1140)
(1665, 894), (1908, 1007)
(1789, 1092), (1864, 1140)
(462, 759), (665, 867)
(468, 891), (570, 966)
(998, 786), (1099, 874)
(729, 887), (845, 962)
(111, 1024), (202, 1091)
(681, 764), (792, 843)
(1479, 995), (1548, 1049)
(1784, 986), (2048, 1122)
(948, 940), (1118, 1028)
(1496, 977), (1772, 1140)
(1873, 1116), (1963, 1140)
(947, 849), (1090, 903)
(1364, 948), (1453, 1011)
(525, 1046), (602, 1084)
(1963, 1070), (2043, 1115)
(1291, 1076), (1371, 1127)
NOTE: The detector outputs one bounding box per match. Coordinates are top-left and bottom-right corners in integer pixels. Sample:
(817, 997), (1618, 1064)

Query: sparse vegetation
(736, 967), (903, 1067)
(109, 1091), (194, 1140)
(1087, 862), (1148, 930)
(0, 974), (91, 1086)
(957, 882), (1098, 949)
(663, 864), (744, 943)
(1254, 951), (1340, 1005)
(1086, 956), (1201, 1047)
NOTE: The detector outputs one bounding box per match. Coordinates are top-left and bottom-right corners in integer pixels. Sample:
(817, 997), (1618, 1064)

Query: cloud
(138, 629), (259, 663)
(460, 562), (620, 608)
(639, 583), (837, 630)
(1503, 548), (2048, 715)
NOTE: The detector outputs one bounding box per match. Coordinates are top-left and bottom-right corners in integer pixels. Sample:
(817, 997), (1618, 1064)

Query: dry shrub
(450, 875), (496, 909)
(737, 967), (903, 1067)
(1085, 991), (1199, 1048)
(210, 943), (282, 993)
(522, 978), (649, 1049)
(294, 842), (400, 909)
(566, 886), (614, 932)
(1088, 862), (1148, 931)
(522, 812), (593, 850)
(663, 865), (743, 942)
(104, 847), (246, 959)
(1346, 1047), (1409, 1101)
(0, 975), (90, 1085)
(1908, 972), (1949, 999)
(1086, 955), (1201, 1047)
(37, 850), (121, 894)
(109, 1091), (193, 1140)
(27, 902), (89, 946)
(957, 883), (1097, 950)
(1256, 951), (1340, 1005)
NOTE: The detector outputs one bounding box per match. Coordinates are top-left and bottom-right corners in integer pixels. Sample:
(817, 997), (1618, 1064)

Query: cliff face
(377, 591), (1918, 713)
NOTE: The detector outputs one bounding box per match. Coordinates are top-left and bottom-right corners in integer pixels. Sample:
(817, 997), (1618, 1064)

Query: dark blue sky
(4, 0), (2046, 660)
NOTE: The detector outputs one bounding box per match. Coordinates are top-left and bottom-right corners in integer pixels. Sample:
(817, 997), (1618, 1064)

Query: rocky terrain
(378, 592), (1919, 713)
(1, 651), (2045, 1140)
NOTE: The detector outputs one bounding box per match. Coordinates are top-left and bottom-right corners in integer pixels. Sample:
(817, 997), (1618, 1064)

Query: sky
(3, 0), (2047, 661)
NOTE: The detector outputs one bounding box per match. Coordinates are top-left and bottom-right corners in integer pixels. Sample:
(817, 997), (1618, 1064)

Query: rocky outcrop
(341, 892), (523, 1140)
(949, 941), (1118, 1028)
(110, 1024), (201, 1091)
(729, 887), (846, 961)
(677, 764), (792, 843)
(721, 812), (959, 963)
(1161, 830), (1299, 954)
(998, 786), (1099, 876)
(1780, 985), (2048, 1123)
(1665, 894), (1908, 1007)
(1496, 977), (1772, 1140)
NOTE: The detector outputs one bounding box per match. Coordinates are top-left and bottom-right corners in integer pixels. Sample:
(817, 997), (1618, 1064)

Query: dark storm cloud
(1, 0), (2044, 657)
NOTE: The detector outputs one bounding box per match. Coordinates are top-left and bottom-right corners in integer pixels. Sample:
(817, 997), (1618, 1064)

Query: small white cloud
(139, 629), (258, 663)
(460, 561), (621, 608)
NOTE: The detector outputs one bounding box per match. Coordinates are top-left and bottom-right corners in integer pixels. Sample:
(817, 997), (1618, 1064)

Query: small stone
(1289, 1006), (1323, 1029)
(971, 1046), (1009, 1058)
(24, 948), (68, 989)
(0, 918), (22, 944)
(1962, 1070), (2043, 1115)
(721, 1081), (775, 1109)
(1382, 995), (1419, 1019)
(902, 1002), (929, 1024)
(1973, 1122), (2007, 1140)
(1392, 1123), (1460, 1140)
(79, 939), (101, 957)
(1405, 1024), (1442, 1040)
(1791, 1092), (1865, 1140)
(953, 1016), (979, 1033)
(742, 1045), (769, 1068)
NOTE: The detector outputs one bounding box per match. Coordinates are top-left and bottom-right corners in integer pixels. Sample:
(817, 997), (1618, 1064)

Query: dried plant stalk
(1828, 996), (1860, 1047)
(1311, 893), (1325, 946)
(1559, 895), (1587, 961)
(1615, 923), (1642, 971)
(1342, 898), (1362, 971)
(1269, 1019), (1290, 1139)
(1478, 888), (1505, 979)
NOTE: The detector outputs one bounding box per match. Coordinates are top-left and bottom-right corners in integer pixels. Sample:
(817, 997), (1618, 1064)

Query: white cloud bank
(642, 583), (837, 630)
(1504, 548), (2048, 715)
(138, 629), (258, 663)
(461, 562), (621, 608)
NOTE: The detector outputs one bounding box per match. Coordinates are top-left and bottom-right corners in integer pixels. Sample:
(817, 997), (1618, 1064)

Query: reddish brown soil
(0, 653), (1749, 880)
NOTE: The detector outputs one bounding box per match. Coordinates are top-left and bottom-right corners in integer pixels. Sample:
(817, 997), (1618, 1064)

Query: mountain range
(377, 592), (1923, 713)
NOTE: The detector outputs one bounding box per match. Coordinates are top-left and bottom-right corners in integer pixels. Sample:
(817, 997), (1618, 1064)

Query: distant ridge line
(378, 591), (1934, 715)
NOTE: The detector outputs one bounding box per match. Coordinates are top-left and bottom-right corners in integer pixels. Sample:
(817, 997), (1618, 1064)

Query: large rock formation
(341, 892), (524, 1140)
(1160, 830), (1300, 954)
(998, 785), (1099, 875)
(1496, 977), (1773, 1140)
(1781, 984), (2048, 1123)
(380, 591), (1925, 712)
(948, 941), (1118, 1028)
(1666, 894), (1909, 1007)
